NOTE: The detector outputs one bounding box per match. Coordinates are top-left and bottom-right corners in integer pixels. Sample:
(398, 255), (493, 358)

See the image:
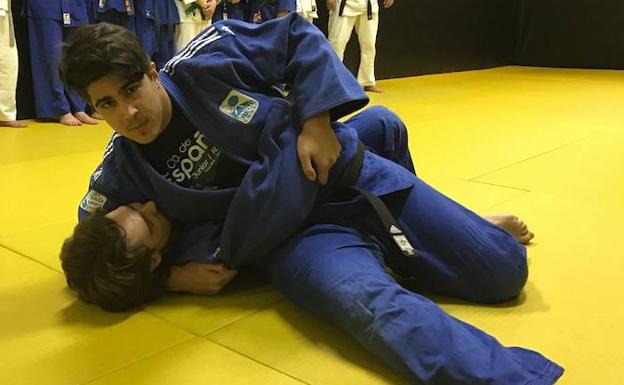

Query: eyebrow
(93, 78), (139, 109)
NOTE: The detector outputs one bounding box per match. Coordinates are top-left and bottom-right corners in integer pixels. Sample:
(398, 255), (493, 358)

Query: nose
(143, 201), (157, 213)
(122, 101), (139, 126)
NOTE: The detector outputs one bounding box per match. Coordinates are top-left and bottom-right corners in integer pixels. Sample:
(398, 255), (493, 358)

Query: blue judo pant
(135, 20), (177, 69)
(270, 107), (564, 384)
(28, 18), (87, 118)
(94, 10), (136, 32)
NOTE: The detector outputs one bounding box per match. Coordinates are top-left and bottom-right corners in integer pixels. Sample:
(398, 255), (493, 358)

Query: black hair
(60, 210), (169, 312)
(59, 22), (150, 101)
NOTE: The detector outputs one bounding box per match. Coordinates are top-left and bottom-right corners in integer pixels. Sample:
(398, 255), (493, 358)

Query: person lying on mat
(58, 16), (560, 385)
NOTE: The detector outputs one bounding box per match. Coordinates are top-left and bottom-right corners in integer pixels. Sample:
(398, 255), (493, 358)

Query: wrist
(166, 266), (186, 292)
(302, 111), (331, 132)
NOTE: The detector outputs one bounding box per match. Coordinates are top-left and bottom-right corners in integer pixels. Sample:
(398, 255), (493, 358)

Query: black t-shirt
(141, 103), (248, 190)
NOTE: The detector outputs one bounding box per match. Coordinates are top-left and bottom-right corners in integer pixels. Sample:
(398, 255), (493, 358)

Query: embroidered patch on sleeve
(79, 190), (108, 213)
(219, 90), (259, 124)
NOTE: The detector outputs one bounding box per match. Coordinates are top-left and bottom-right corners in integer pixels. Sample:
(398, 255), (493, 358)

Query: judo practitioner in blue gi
(211, 0), (248, 22)
(248, 0), (295, 23)
(58, 14), (563, 384)
(25, 0), (98, 125)
(89, 0), (136, 31)
(134, 0), (180, 69)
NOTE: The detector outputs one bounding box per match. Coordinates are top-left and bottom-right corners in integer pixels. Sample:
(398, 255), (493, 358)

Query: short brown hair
(60, 210), (169, 312)
(59, 22), (150, 100)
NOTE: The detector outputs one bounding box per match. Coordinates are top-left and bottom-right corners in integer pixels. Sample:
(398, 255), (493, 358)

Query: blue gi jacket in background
(79, 14), (415, 267)
(94, 0), (132, 14)
(212, 0), (248, 22)
(248, 0), (295, 23)
(26, 0), (90, 26)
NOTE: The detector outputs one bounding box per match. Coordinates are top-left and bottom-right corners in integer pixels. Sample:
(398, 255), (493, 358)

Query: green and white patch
(219, 90), (259, 124)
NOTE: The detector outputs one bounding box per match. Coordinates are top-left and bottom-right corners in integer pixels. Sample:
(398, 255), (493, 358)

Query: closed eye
(143, 216), (154, 234)
(125, 84), (140, 96)
(129, 206), (153, 234)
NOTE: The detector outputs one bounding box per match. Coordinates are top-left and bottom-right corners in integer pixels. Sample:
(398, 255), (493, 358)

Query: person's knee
(328, 37), (348, 51)
(368, 106), (414, 172)
(366, 105), (399, 122)
(368, 106), (407, 135)
(359, 43), (376, 56)
(471, 243), (528, 304)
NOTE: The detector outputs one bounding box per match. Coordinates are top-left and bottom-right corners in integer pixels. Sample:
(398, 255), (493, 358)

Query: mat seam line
(0, 243), (62, 273)
(143, 297), (286, 337)
(204, 337), (312, 385)
(78, 335), (197, 385)
(467, 180), (531, 192)
(468, 132), (599, 181)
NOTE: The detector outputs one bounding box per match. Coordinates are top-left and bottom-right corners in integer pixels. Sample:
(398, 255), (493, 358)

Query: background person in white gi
(0, 0), (25, 127)
(327, 0), (394, 93)
(174, 0), (217, 52)
(296, 0), (317, 23)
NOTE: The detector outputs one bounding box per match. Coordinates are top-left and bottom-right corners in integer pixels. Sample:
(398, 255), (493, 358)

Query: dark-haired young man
(59, 14), (561, 384)
(60, 106), (414, 310)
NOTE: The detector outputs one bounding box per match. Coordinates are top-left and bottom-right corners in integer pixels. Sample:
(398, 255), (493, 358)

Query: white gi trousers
(175, 0), (211, 52)
(296, 0), (318, 23)
(0, 0), (18, 121)
(328, 0), (378, 87)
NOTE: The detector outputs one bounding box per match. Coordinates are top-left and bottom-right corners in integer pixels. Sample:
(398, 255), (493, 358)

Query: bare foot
(484, 214), (534, 245)
(363, 85), (382, 93)
(0, 120), (28, 127)
(58, 113), (82, 126)
(74, 111), (98, 125)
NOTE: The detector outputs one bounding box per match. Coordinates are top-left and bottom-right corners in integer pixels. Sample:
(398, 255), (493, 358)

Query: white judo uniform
(327, 0), (379, 87)
(296, 0), (317, 23)
(175, 0), (211, 52)
(0, 0), (18, 122)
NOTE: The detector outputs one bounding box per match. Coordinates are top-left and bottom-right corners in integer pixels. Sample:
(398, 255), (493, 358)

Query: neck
(160, 87), (173, 131)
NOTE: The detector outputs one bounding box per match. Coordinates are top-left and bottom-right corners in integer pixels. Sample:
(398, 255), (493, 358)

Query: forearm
(165, 262), (237, 295)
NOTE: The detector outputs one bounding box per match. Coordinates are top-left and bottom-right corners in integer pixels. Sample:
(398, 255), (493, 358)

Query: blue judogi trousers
(135, 19), (176, 69)
(270, 107), (564, 384)
(95, 10), (136, 31)
(28, 18), (87, 118)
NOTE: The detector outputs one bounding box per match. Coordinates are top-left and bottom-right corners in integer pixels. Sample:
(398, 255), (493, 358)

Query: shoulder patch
(79, 190), (108, 213)
(219, 90), (259, 124)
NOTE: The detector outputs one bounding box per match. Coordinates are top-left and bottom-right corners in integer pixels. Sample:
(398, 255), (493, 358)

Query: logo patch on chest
(219, 90), (259, 124)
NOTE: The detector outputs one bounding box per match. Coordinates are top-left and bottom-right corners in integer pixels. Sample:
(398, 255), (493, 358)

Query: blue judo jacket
(248, 0), (295, 23)
(79, 14), (415, 266)
(212, 0), (248, 22)
(26, 0), (90, 26)
(94, 0), (133, 14)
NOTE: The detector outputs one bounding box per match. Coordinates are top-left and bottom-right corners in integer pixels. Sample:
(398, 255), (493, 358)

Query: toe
(519, 232), (534, 244)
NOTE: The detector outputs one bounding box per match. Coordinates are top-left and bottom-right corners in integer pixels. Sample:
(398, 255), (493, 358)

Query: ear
(148, 62), (159, 81)
(150, 252), (162, 271)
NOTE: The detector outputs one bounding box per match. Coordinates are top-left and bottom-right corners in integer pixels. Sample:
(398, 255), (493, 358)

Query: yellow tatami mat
(1, 66), (622, 384)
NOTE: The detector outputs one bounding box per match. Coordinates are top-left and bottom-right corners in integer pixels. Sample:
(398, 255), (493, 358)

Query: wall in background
(515, 0), (624, 69)
(315, 0), (520, 79)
